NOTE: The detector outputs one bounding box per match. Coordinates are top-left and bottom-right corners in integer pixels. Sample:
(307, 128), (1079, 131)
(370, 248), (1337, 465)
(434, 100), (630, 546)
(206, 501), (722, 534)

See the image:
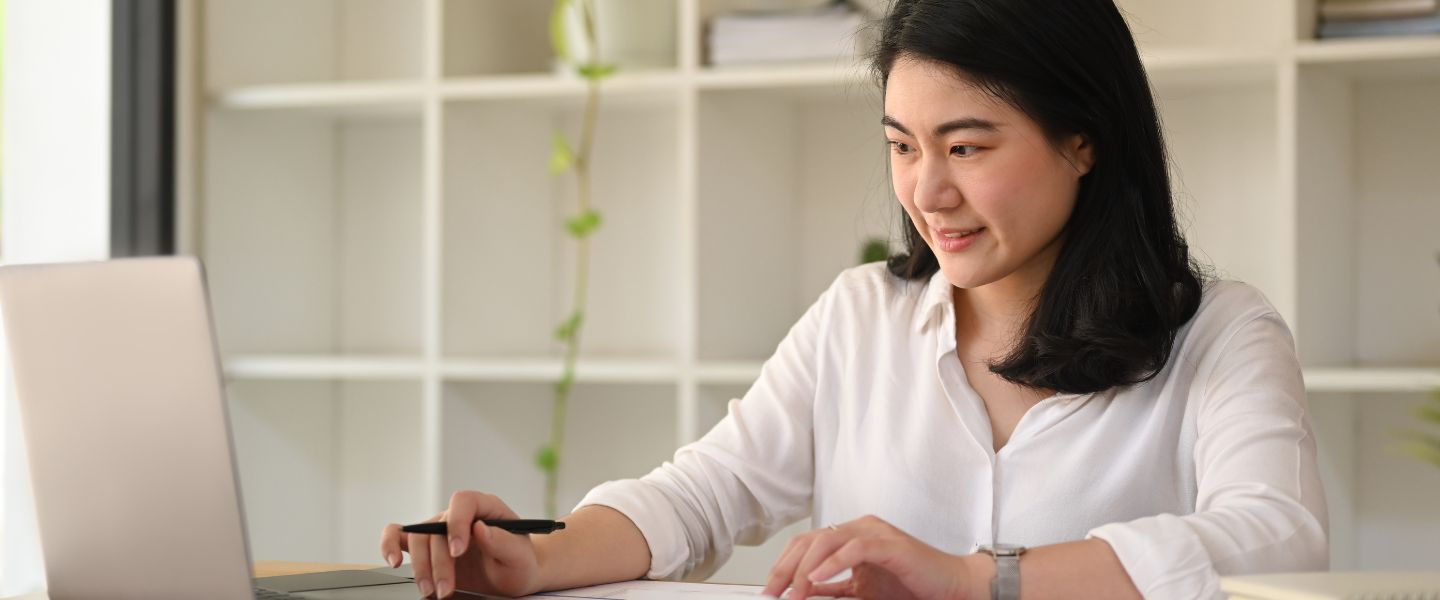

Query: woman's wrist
(959, 551), (996, 600)
(531, 534), (557, 593)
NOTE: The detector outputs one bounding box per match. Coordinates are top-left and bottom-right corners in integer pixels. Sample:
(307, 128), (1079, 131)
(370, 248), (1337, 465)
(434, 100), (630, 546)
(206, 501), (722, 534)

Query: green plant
(860, 237), (889, 264)
(1394, 392), (1440, 468)
(536, 0), (616, 518)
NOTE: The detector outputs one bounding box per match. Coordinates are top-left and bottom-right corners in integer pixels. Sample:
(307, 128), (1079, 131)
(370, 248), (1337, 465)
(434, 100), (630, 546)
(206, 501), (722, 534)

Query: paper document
(528, 580), (772, 599)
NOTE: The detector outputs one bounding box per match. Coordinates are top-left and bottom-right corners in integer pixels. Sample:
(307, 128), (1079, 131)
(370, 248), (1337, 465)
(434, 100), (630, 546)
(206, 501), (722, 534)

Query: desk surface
(253, 560), (385, 577)
(2, 561), (383, 600)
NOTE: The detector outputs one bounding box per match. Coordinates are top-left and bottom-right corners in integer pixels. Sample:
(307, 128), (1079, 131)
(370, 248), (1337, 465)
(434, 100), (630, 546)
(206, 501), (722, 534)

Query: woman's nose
(911, 157), (961, 213)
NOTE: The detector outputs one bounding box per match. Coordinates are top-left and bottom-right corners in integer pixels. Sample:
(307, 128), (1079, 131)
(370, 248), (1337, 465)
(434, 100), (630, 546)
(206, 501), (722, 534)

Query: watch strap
(990, 552), (1020, 600)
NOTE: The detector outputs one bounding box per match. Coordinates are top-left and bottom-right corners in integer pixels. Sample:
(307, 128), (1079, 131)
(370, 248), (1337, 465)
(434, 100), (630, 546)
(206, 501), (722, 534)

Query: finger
(445, 492), (476, 559)
(471, 521), (533, 565)
(431, 531), (455, 598)
(445, 491), (522, 559)
(807, 537), (899, 585)
(807, 579), (857, 598)
(379, 523), (409, 568)
(410, 532), (435, 598)
(790, 531), (850, 600)
(763, 535), (811, 597)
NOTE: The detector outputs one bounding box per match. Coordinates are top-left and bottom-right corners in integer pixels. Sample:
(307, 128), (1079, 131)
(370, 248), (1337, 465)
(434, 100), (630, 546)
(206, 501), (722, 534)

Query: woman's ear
(1066, 134), (1096, 176)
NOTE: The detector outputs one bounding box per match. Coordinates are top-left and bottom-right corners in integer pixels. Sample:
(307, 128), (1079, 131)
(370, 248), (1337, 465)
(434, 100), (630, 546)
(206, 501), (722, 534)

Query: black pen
(401, 519), (566, 535)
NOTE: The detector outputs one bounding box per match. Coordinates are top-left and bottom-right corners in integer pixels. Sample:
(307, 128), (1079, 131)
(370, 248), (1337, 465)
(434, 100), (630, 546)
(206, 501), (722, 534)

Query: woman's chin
(936, 260), (998, 290)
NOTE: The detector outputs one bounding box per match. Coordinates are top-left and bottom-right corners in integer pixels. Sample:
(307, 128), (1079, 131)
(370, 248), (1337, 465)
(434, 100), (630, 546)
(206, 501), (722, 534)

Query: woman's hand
(762, 515), (987, 600)
(379, 491), (544, 599)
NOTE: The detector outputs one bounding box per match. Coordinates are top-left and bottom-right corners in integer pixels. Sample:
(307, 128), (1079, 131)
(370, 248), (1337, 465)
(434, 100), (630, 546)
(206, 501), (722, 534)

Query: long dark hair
(873, 0), (1206, 394)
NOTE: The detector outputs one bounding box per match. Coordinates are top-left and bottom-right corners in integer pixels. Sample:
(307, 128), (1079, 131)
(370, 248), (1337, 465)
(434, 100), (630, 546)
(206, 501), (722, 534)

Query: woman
(380, 0), (1329, 598)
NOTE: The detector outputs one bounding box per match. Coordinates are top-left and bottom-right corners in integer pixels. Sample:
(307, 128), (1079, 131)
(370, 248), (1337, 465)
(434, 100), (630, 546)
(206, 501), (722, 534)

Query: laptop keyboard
(254, 588), (309, 599)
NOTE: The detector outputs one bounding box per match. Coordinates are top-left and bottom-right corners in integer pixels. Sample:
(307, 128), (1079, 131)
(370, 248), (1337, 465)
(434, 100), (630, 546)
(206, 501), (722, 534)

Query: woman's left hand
(761, 515), (987, 600)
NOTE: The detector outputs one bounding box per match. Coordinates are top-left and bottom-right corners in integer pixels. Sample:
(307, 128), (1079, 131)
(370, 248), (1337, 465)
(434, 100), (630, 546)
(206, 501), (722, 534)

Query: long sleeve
(1087, 311), (1330, 599)
(575, 277), (837, 581)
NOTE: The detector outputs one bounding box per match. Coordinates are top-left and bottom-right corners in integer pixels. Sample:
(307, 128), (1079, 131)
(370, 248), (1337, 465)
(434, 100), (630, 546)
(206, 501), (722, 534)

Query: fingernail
(386, 553), (398, 568)
(450, 537), (464, 557)
(437, 580), (454, 598)
(419, 578), (434, 597)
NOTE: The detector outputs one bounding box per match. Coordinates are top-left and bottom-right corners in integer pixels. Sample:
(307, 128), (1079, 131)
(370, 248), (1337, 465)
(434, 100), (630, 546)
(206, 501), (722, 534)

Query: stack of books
(708, 3), (868, 66)
(1317, 0), (1440, 38)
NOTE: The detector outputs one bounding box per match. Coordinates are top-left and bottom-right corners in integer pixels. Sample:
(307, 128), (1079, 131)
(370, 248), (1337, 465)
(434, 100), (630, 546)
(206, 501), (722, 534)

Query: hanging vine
(537, 0), (617, 518)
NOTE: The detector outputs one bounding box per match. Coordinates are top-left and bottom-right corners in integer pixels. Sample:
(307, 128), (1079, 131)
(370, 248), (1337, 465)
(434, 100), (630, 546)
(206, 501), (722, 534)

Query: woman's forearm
(961, 538), (1142, 600)
(533, 505), (652, 591)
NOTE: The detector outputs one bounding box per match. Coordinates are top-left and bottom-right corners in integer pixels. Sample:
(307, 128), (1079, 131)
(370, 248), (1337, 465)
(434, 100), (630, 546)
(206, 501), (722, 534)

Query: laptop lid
(0, 257), (255, 599)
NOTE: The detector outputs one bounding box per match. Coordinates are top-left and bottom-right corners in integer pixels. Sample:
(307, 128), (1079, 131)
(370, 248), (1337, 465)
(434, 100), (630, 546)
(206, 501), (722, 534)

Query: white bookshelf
(180, 0), (1440, 579)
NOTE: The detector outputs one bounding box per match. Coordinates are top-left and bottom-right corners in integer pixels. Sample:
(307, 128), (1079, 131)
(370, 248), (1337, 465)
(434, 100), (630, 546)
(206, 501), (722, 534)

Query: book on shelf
(708, 4), (868, 66)
(1321, 0), (1438, 21)
(1317, 11), (1440, 37)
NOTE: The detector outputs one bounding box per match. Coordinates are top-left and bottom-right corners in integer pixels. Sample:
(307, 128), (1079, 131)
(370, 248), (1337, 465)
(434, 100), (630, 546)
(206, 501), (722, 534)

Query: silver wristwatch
(975, 543), (1027, 600)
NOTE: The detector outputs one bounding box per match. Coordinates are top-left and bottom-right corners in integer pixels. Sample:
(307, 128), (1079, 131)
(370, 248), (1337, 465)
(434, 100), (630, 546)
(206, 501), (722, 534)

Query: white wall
(0, 0), (111, 594)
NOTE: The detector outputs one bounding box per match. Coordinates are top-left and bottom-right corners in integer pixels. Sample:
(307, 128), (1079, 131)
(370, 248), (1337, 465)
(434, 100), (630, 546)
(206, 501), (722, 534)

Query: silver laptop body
(0, 256), (256, 599)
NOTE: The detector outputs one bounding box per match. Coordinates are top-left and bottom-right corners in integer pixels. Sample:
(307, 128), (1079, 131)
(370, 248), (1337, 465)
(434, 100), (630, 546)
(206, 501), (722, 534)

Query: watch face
(983, 544), (1027, 556)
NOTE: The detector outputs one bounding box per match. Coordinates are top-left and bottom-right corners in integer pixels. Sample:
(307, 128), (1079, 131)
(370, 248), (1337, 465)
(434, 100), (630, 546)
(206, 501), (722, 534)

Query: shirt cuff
(1087, 514), (1225, 600)
(575, 479), (691, 581)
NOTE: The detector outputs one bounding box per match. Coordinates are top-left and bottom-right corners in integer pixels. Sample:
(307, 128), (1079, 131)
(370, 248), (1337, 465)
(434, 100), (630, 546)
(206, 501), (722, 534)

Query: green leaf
(553, 311), (584, 342)
(549, 0), (572, 65)
(566, 209), (603, 238)
(1415, 402), (1440, 425)
(554, 371), (574, 397)
(535, 444), (558, 473)
(860, 238), (889, 264)
(549, 132), (574, 175)
(1396, 439), (1440, 469)
(577, 62), (618, 82)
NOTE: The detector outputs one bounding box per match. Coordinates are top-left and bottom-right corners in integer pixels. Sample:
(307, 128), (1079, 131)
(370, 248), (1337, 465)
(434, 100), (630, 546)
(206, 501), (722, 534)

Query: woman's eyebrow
(881, 115), (1001, 137)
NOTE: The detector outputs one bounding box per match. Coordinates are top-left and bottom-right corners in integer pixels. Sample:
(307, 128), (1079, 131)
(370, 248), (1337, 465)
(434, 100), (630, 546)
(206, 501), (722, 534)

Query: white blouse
(577, 263), (1329, 599)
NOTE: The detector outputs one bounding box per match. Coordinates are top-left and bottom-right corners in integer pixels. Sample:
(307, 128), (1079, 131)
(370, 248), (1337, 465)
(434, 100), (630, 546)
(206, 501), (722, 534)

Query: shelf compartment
(440, 382), (679, 519)
(440, 72), (683, 104)
(695, 63), (869, 91)
(1296, 38), (1440, 81)
(694, 0), (881, 70)
(223, 355), (427, 380)
(226, 379), (427, 564)
(696, 86), (892, 361)
(443, 0), (678, 78)
(440, 357), (680, 383)
(1310, 390), (1440, 570)
(210, 80), (426, 117)
(1294, 67), (1440, 368)
(1141, 48), (1278, 88)
(1304, 369), (1440, 393)
(440, 98), (682, 360)
(211, 72), (683, 116)
(1154, 81), (1287, 315)
(205, 0), (422, 89)
(1115, 0), (1290, 53)
(203, 111), (424, 356)
(1348, 391), (1440, 568)
(695, 361), (765, 385)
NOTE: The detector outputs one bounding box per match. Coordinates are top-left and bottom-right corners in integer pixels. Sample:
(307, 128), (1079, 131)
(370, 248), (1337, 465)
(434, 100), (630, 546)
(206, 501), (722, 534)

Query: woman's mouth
(933, 227), (986, 252)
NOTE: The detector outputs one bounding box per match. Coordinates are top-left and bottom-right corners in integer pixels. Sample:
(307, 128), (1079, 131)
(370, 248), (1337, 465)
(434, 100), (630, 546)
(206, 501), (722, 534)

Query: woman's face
(884, 57), (1094, 292)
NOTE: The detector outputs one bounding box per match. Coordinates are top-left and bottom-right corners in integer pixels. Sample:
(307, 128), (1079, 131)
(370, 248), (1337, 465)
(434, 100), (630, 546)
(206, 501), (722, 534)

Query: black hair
(872, 0), (1206, 394)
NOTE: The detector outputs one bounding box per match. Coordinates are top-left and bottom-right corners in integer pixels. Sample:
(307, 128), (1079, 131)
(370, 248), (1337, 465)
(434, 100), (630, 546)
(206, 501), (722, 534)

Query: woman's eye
(951, 145), (980, 157)
(887, 141), (913, 155)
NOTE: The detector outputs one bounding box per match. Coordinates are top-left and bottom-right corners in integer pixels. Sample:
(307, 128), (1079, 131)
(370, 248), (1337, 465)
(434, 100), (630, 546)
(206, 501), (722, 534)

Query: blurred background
(1, 0), (1439, 592)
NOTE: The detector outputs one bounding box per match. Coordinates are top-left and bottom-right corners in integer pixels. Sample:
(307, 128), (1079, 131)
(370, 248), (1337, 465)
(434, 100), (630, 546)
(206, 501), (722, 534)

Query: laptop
(0, 257), (437, 599)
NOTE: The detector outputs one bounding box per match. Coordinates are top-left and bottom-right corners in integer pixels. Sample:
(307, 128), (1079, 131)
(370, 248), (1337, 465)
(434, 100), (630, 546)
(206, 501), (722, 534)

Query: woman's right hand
(380, 491), (545, 599)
